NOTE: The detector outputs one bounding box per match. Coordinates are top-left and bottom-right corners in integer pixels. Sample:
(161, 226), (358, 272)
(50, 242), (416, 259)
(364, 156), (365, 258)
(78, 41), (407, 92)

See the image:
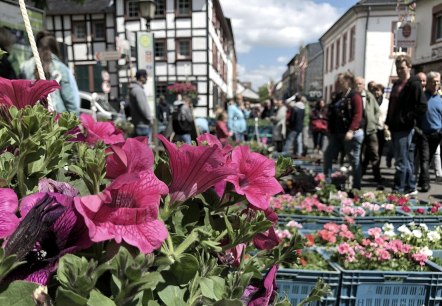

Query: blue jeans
(136, 125), (152, 144)
(392, 130), (416, 193)
(176, 133), (191, 144)
(323, 129), (364, 189)
(284, 130), (303, 156)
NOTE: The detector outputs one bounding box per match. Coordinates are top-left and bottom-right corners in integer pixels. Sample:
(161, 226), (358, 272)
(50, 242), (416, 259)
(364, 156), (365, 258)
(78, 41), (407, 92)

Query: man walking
(386, 55), (427, 195)
(129, 70), (152, 138)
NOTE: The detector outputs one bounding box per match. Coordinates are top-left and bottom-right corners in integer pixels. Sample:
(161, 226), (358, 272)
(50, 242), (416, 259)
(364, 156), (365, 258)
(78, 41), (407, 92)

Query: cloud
(237, 64), (286, 89)
(277, 56), (288, 64)
(222, 0), (341, 54)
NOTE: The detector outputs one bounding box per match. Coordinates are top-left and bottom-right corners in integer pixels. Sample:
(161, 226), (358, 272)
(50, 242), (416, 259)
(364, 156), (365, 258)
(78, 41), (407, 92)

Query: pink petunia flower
(106, 137), (154, 179)
(74, 170), (169, 253)
(79, 114), (125, 145)
(0, 188), (19, 239)
(225, 146), (283, 210)
(158, 134), (234, 204)
(0, 77), (59, 109)
(367, 227), (382, 238)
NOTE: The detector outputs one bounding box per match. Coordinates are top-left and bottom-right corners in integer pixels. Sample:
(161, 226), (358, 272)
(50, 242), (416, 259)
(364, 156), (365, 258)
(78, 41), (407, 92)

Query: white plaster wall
(414, 1), (442, 65)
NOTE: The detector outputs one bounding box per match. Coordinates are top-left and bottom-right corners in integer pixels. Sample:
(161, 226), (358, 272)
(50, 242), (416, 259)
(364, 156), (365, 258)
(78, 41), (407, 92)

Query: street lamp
(139, 0), (156, 31)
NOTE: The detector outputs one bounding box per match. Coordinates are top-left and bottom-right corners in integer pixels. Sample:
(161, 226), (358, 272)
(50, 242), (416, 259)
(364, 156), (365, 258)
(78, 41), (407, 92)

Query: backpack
(172, 105), (193, 135)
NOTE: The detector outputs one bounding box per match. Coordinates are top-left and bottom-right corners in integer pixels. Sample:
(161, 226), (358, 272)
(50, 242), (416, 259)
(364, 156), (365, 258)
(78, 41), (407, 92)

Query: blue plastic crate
(278, 214), (342, 231)
(409, 207), (442, 229)
(277, 264), (340, 305)
(330, 261), (442, 305)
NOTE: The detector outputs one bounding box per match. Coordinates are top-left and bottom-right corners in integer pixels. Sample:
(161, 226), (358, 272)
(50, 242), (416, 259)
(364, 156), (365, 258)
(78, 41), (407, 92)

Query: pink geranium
(225, 146), (283, 210)
(0, 188), (19, 239)
(74, 170), (169, 253)
(157, 134), (234, 204)
(0, 77), (59, 109)
(79, 114), (125, 145)
(106, 137), (154, 179)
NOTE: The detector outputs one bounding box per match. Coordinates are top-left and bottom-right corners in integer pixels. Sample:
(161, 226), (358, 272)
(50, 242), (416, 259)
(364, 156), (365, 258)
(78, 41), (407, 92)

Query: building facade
(413, 0), (442, 73)
(45, 0), (236, 117)
(319, 0), (408, 102)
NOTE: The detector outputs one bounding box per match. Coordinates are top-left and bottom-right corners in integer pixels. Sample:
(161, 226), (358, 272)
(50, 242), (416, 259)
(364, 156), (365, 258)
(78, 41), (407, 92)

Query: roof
(239, 87), (259, 101)
(46, 0), (114, 15)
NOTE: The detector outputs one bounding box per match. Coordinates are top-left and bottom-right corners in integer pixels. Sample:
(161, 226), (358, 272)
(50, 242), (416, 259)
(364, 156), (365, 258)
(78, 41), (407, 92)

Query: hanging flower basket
(167, 82), (198, 100)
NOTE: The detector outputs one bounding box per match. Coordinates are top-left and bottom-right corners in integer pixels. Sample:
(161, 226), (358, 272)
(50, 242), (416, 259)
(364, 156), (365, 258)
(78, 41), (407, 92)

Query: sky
(221, 0), (359, 90)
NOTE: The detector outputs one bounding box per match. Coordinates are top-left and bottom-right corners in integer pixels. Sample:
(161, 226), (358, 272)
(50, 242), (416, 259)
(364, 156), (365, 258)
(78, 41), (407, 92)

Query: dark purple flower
(242, 265), (278, 306)
(253, 226), (281, 250)
(3, 193), (92, 285)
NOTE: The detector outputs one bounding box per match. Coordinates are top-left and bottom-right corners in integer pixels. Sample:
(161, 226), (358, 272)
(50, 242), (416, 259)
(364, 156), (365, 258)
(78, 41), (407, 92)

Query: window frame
(432, 4), (442, 45)
(349, 26), (356, 62)
(91, 20), (106, 41)
(154, 0), (166, 18)
(336, 38), (340, 69)
(175, 0), (192, 17)
(342, 33), (347, 66)
(325, 47), (329, 73)
(155, 39), (167, 61)
(72, 21), (87, 42)
(390, 21), (410, 57)
(125, 0), (140, 20)
(330, 44), (334, 72)
(176, 38), (192, 61)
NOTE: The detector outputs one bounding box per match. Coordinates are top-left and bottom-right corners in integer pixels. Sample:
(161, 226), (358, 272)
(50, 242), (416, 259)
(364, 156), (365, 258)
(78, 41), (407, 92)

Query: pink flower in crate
(317, 229), (336, 244)
(74, 170), (168, 253)
(415, 208), (426, 214)
(383, 203), (395, 211)
(412, 252), (429, 266)
(323, 222), (340, 234)
(367, 227), (382, 238)
(80, 114), (125, 145)
(158, 134), (234, 204)
(339, 229), (354, 240)
(376, 248), (391, 261)
(0, 77), (59, 109)
(286, 220), (302, 229)
(106, 137), (154, 179)
(314, 173), (325, 182)
(361, 239), (371, 246)
(225, 146), (283, 210)
(363, 192), (376, 200)
(355, 207), (366, 217)
(402, 205), (411, 213)
(341, 198), (354, 207)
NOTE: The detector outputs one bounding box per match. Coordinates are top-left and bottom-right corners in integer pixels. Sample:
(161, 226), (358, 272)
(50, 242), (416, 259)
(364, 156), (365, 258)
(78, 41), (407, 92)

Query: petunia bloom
(0, 188), (19, 239)
(157, 134), (235, 204)
(253, 226), (281, 250)
(74, 170), (169, 253)
(38, 178), (79, 197)
(242, 265), (278, 306)
(226, 146), (283, 210)
(106, 137), (154, 179)
(0, 77), (59, 109)
(80, 114), (125, 145)
(4, 192), (92, 285)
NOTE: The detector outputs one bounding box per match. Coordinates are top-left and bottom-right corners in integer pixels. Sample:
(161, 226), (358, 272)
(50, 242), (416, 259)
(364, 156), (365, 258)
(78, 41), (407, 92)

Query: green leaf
(157, 286), (187, 306)
(0, 49), (7, 60)
(0, 280), (39, 306)
(200, 276), (225, 301)
(55, 287), (88, 306)
(170, 253), (199, 284)
(87, 290), (116, 306)
(147, 301), (161, 306)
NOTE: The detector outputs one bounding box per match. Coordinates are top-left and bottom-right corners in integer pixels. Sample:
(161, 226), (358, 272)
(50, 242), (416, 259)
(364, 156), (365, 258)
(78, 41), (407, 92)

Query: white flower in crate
(419, 246), (433, 257)
(419, 223), (429, 231)
(412, 229), (423, 238)
(382, 223), (396, 237)
(428, 230), (441, 242)
(398, 224), (412, 236)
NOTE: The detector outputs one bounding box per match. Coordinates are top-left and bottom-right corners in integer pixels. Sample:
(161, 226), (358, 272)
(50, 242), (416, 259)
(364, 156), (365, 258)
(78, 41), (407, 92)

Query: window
(155, 0), (166, 17)
(342, 33), (347, 65)
(126, 0), (139, 19)
(156, 82), (167, 99)
(432, 4), (442, 44)
(330, 44), (334, 72)
(325, 47), (329, 73)
(75, 64), (102, 92)
(324, 86), (328, 103)
(72, 21), (87, 41)
(391, 21), (408, 55)
(212, 40), (218, 70)
(176, 38), (192, 60)
(92, 20), (105, 41)
(176, 0), (191, 16)
(155, 39), (167, 61)
(336, 39), (340, 68)
(349, 26), (356, 61)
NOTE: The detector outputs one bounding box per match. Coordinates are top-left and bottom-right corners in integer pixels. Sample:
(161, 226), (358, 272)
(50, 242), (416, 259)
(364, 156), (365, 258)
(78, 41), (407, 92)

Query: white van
(79, 91), (124, 121)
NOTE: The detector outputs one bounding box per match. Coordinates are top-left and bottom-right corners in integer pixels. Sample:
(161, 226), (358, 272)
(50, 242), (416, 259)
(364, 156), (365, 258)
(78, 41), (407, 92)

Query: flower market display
(0, 77), (333, 306)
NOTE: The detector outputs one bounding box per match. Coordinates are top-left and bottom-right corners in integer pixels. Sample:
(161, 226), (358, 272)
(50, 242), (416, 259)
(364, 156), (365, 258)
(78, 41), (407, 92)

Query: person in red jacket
(216, 111), (232, 145)
(323, 72), (365, 191)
